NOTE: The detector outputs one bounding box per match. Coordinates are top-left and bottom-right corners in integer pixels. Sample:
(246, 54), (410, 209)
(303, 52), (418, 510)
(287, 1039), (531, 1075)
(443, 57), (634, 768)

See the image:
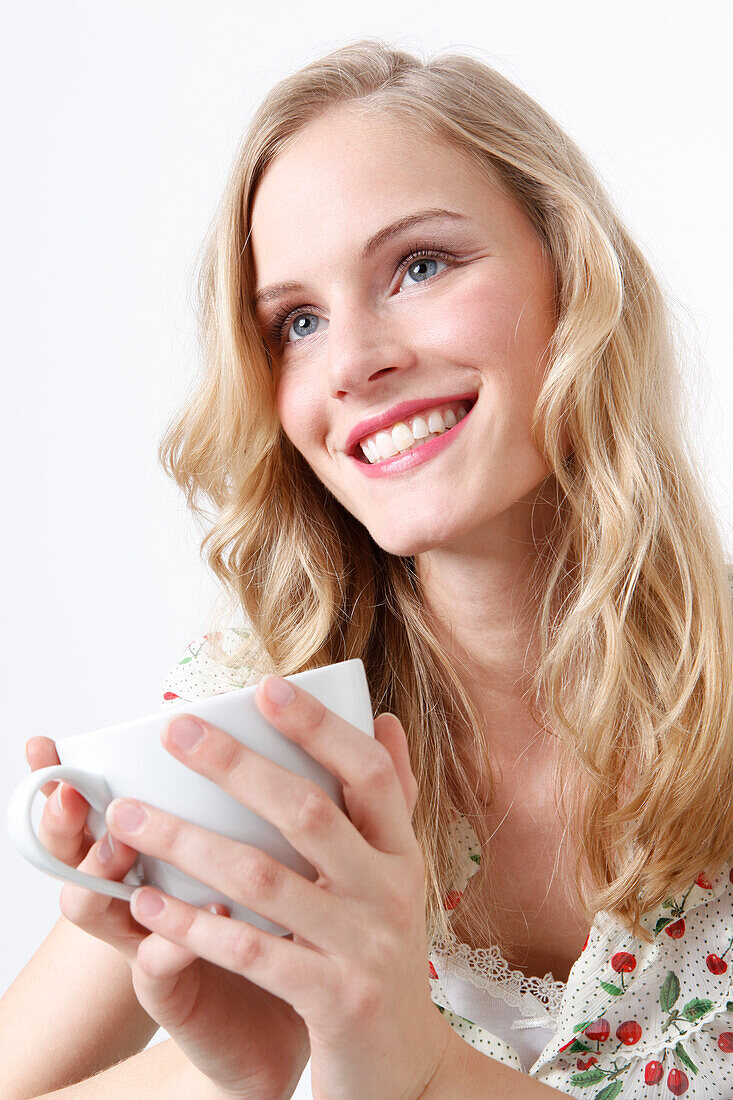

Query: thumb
(373, 713), (418, 816)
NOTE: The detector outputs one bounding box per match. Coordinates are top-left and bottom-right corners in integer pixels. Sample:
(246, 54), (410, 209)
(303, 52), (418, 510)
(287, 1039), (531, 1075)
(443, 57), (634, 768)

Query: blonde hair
(158, 37), (733, 953)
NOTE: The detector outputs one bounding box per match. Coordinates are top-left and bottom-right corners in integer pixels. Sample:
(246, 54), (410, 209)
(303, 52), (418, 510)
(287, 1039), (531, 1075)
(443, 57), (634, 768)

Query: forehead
(249, 108), (507, 279)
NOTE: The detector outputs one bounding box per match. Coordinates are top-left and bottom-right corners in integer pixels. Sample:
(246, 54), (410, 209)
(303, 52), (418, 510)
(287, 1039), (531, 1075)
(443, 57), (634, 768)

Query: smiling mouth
(352, 395), (478, 464)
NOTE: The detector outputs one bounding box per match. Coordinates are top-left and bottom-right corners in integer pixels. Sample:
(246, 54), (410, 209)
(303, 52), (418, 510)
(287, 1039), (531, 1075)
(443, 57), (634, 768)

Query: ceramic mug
(6, 658), (373, 937)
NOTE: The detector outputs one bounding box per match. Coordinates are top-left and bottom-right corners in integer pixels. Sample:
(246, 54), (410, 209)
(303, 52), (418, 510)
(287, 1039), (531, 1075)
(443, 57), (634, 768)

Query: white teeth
(363, 438), (380, 463)
(411, 416), (430, 439)
(374, 430), (398, 458)
(427, 410), (445, 434)
(391, 422), (414, 453)
(358, 400), (472, 464)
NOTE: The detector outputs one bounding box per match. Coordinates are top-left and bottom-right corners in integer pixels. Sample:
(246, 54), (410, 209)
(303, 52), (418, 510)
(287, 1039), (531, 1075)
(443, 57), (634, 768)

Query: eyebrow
(252, 207), (469, 309)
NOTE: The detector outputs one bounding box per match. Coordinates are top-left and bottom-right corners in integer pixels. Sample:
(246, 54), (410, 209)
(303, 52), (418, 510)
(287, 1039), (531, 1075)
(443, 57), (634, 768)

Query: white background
(1, 2), (731, 1096)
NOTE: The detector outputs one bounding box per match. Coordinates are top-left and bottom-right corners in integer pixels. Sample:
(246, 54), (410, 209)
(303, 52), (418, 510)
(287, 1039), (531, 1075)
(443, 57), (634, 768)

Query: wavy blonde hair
(158, 38), (733, 954)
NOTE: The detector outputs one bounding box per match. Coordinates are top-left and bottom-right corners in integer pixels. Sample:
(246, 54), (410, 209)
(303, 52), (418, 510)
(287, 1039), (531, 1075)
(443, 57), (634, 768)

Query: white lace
(431, 924), (567, 1026)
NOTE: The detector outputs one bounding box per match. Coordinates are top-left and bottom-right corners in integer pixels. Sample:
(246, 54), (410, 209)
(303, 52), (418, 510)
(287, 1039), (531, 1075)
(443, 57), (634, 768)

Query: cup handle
(6, 765), (139, 903)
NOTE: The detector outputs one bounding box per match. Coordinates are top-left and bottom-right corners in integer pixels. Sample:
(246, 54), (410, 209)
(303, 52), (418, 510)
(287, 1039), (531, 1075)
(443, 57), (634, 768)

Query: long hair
(158, 38), (733, 953)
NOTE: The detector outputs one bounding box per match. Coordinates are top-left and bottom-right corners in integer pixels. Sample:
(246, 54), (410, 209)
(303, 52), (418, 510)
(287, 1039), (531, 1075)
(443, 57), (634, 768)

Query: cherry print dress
(161, 629), (733, 1098)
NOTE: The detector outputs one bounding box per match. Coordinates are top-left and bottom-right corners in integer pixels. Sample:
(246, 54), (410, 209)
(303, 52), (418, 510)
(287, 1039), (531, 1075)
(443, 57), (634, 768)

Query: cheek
(447, 271), (555, 392)
(430, 274), (534, 365)
(275, 380), (325, 458)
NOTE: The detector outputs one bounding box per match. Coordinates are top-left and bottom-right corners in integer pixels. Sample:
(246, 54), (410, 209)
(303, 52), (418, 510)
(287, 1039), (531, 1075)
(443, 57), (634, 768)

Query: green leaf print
(662, 897), (676, 908)
(470, 853), (481, 864)
(681, 998), (714, 1022)
(660, 971), (681, 1013)
(569, 1067), (606, 1086)
(565, 1039), (593, 1055)
(595, 1083), (623, 1100)
(654, 915), (673, 935)
(178, 656), (192, 664)
(674, 1042), (699, 1075)
(598, 981), (624, 996)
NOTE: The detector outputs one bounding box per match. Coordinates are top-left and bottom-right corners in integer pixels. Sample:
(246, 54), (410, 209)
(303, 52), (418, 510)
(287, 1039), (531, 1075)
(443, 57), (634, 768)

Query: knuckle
(362, 743), (395, 789)
(162, 816), (187, 863)
(295, 785), (332, 833)
(211, 731), (243, 777)
(244, 849), (282, 897)
(386, 887), (415, 933)
(345, 971), (382, 1023)
(230, 925), (261, 971)
(298, 696), (328, 741)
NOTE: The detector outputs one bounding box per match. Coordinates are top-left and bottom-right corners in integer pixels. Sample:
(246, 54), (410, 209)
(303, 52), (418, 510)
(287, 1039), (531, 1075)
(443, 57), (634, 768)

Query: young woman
(3, 37), (733, 1100)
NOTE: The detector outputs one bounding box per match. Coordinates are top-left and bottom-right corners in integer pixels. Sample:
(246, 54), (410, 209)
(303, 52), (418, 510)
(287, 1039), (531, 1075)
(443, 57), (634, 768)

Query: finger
(130, 888), (332, 1019)
(134, 902), (229, 1000)
(58, 832), (149, 960)
(26, 736), (62, 798)
(39, 781), (94, 867)
(252, 675), (418, 853)
(158, 714), (381, 893)
(105, 798), (353, 955)
(372, 714), (419, 817)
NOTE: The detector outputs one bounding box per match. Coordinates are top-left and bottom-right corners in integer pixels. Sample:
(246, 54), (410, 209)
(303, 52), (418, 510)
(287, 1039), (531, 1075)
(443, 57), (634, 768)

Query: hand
(27, 734), (164, 962)
(35, 743), (309, 1100)
(103, 675), (455, 1100)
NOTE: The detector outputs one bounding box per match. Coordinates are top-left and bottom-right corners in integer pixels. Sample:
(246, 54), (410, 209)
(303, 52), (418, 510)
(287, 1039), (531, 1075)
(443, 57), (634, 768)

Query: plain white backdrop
(1, 2), (731, 1096)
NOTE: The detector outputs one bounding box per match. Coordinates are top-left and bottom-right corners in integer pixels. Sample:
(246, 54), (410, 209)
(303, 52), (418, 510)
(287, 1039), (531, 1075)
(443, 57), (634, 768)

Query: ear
(372, 713), (419, 816)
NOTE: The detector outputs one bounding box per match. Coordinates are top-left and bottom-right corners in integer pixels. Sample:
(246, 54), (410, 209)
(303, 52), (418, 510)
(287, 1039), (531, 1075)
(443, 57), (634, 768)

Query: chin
(367, 518), (465, 558)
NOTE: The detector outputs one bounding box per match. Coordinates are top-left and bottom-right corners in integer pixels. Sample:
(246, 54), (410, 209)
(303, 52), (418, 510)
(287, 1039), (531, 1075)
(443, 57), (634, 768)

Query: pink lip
(343, 391), (478, 455)
(348, 400), (476, 478)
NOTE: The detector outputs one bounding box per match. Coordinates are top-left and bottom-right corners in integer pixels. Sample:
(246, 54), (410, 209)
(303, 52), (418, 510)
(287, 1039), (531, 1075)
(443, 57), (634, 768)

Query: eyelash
(265, 242), (458, 346)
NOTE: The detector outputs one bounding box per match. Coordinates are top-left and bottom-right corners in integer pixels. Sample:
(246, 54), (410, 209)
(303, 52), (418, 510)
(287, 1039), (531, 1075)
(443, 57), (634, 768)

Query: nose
(325, 303), (415, 399)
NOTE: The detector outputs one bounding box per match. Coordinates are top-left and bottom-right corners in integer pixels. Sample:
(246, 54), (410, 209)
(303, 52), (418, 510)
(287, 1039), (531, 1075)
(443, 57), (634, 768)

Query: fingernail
(134, 889), (165, 916)
(168, 716), (205, 750)
(49, 784), (64, 816)
(110, 799), (147, 832)
(98, 832), (116, 863)
(262, 674), (295, 706)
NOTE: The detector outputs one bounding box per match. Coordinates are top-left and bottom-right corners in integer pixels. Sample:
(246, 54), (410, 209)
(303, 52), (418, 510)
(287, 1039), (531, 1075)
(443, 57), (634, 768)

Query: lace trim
(431, 924), (567, 1021)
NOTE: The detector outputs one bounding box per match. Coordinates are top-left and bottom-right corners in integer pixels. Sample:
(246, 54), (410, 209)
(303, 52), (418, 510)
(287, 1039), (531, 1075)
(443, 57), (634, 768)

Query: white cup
(6, 659), (373, 937)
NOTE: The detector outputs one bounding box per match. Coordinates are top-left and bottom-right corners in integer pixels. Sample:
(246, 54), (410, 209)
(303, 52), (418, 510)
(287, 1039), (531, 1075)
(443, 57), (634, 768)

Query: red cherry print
(443, 890), (463, 910)
(729, 867), (733, 886)
(584, 1018), (610, 1043)
(644, 1060), (664, 1085)
(163, 692), (180, 701)
(665, 918), (685, 938)
(667, 1068), (689, 1095)
(707, 954), (728, 975)
(696, 872), (713, 890)
(428, 961), (438, 979)
(558, 1037), (576, 1053)
(611, 951), (637, 974)
(616, 1020), (642, 1045)
(582, 932), (589, 952)
(576, 1055), (598, 1070)
(718, 1032), (733, 1052)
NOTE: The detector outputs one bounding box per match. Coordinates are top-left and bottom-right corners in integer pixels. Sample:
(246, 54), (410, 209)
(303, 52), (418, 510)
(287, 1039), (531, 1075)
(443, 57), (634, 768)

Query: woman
(3, 38), (733, 1099)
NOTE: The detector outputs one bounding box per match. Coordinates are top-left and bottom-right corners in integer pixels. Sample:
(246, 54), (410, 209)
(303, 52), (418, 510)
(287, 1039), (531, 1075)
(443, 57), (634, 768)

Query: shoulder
(160, 627), (265, 705)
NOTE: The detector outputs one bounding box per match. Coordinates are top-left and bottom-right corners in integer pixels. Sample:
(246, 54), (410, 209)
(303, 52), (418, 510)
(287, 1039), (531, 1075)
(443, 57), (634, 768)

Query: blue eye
(265, 244), (456, 347)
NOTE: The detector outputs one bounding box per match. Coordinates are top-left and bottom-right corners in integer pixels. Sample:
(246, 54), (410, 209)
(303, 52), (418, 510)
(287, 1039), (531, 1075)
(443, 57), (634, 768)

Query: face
(250, 106), (559, 558)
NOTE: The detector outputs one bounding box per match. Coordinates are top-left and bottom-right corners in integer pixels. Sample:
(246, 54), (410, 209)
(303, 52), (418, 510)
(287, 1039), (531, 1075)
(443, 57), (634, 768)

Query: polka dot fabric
(161, 630), (733, 1097)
